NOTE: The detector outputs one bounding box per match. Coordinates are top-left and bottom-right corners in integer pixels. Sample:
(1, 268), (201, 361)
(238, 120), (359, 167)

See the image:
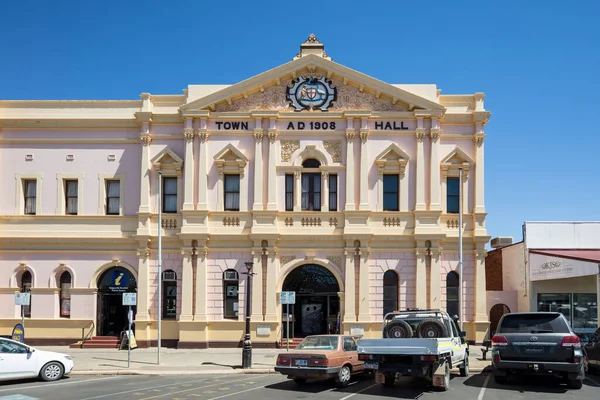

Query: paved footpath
(0, 372), (599, 400)
(33, 345), (492, 375)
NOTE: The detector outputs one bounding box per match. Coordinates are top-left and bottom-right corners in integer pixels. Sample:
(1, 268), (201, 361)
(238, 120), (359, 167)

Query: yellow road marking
(138, 377), (259, 400)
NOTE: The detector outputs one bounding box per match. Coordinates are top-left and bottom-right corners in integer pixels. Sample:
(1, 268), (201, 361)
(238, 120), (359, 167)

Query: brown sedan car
(275, 335), (366, 387)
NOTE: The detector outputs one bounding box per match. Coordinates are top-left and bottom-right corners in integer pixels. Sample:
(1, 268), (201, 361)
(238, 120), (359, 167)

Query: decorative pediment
(151, 148), (183, 174)
(214, 144), (248, 175)
(375, 144), (409, 174)
(181, 53), (443, 114)
(292, 145), (330, 167)
(441, 146), (473, 177)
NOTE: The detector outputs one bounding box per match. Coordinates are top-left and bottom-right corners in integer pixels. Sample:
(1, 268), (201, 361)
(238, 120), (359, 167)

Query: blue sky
(2, 0), (599, 244)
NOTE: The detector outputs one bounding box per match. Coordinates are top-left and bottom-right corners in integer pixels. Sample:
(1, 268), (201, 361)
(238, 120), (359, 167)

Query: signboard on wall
(256, 324), (271, 336)
(529, 253), (600, 281)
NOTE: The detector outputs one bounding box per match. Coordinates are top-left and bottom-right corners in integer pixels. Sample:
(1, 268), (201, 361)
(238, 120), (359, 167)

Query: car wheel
(40, 362), (64, 382)
(567, 379), (583, 389)
(383, 373), (395, 387)
(335, 365), (351, 388)
(439, 362), (450, 391)
(494, 374), (507, 384)
(293, 378), (307, 385)
(459, 355), (469, 377)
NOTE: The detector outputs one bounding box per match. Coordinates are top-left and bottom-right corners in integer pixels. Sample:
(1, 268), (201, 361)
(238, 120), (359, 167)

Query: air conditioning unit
(490, 237), (514, 249)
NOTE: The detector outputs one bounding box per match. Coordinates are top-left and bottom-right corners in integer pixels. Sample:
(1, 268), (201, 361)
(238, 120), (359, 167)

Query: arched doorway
(489, 303), (511, 336)
(97, 267), (137, 337)
(282, 264), (340, 337)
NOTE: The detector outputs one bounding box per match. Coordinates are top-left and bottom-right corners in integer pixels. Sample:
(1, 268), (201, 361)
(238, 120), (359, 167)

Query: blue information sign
(12, 323), (24, 343)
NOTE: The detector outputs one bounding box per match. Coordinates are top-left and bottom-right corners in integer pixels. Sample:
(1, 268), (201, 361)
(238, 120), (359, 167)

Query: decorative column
(267, 118), (279, 210)
(474, 129), (486, 214)
(251, 248), (263, 320)
(216, 164), (225, 211)
(429, 118), (441, 211)
(252, 118), (264, 210)
(264, 248), (278, 322)
(293, 170), (301, 211)
(136, 248), (150, 320)
(400, 161), (409, 212)
(344, 118), (356, 211)
(429, 245), (441, 309)
(357, 249), (371, 322)
(321, 172), (329, 211)
(343, 244), (357, 326)
(415, 247), (427, 308)
(415, 118), (426, 211)
(474, 248), (488, 322)
(193, 246), (207, 321)
(196, 118), (209, 210)
(183, 118), (195, 211)
(139, 126), (152, 214)
(179, 245), (194, 321)
(359, 118), (369, 211)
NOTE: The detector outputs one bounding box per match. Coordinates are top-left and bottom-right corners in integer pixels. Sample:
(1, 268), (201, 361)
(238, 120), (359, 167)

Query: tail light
(276, 356), (291, 366)
(560, 335), (581, 347)
(421, 355), (437, 361)
(493, 353), (501, 362)
(491, 335), (508, 347)
(358, 354), (370, 361)
(309, 357), (329, 366)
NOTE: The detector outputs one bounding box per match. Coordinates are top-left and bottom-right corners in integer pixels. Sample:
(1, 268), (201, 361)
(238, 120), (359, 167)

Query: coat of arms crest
(287, 76), (336, 111)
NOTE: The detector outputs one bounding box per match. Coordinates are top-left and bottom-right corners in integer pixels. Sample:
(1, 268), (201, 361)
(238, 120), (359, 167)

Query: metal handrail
(81, 321), (94, 349)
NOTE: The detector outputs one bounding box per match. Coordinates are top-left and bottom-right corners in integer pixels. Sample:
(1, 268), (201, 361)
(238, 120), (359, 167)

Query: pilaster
(415, 117), (426, 211)
(474, 248), (488, 322)
(344, 118), (356, 211)
(293, 170), (301, 211)
(193, 245), (207, 321)
(264, 248), (278, 322)
(473, 122), (486, 214)
(429, 245), (442, 309)
(343, 245), (357, 323)
(429, 118), (441, 211)
(182, 117), (195, 211)
(138, 125), (152, 215)
(252, 117), (264, 210)
(196, 117), (209, 211)
(251, 249), (263, 320)
(179, 245), (194, 321)
(267, 118), (279, 210)
(359, 117), (369, 211)
(135, 247), (150, 321)
(321, 172), (329, 211)
(357, 248), (371, 322)
(415, 246), (427, 308)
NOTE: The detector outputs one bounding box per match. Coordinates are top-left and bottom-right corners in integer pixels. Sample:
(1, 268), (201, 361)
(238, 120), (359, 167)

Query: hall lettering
(215, 121), (249, 130)
(375, 121), (408, 130)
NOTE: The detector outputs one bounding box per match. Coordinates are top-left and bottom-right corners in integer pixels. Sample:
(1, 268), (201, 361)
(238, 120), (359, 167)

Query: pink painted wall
(441, 253), (475, 321)
(206, 252), (252, 321)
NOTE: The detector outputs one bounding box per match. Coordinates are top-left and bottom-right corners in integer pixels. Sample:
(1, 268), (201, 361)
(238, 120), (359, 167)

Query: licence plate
(295, 359), (307, 366)
(364, 361), (379, 369)
(525, 348), (544, 353)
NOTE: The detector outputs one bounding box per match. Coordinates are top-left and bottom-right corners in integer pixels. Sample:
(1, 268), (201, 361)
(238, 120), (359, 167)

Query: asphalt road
(0, 372), (599, 400)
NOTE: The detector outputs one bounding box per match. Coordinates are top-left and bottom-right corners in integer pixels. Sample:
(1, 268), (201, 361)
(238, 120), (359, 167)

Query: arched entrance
(282, 264), (340, 337)
(489, 303), (511, 336)
(97, 267), (137, 337)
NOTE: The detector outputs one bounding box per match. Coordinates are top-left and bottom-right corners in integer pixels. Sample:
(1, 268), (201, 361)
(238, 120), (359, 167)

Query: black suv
(491, 312), (584, 389)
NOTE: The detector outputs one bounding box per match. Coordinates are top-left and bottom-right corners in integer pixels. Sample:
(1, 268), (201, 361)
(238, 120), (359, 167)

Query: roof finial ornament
(294, 33), (332, 61)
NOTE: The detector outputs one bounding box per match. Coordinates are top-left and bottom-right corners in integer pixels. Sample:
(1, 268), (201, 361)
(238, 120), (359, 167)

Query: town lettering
(215, 121), (249, 130)
(286, 121), (337, 130)
(375, 121), (408, 130)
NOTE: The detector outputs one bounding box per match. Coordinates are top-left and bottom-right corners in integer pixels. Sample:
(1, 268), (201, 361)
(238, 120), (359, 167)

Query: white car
(0, 337), (74, 382)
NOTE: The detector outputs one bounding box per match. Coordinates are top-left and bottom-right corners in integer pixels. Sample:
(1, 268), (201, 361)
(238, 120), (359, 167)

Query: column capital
(345, 129), (356, 141)
(196, 129), (209, 143)
(294, 170), (301, 178)
(474, 134), (486, 147)
(359, 129), (369, 144)
(268, 129), (279, 143)
(430, 128), (441, 143)
(136, 247), (151, 259)
(415, 128), (426, 143)
(321, 171), (329, 178)
(253, 129), (264, 142)
(140, 134), (152, 146)
(183, 128), (195, 142)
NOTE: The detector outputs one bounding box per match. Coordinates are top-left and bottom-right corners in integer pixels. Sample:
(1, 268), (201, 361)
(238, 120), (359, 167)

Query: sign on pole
(122, 293), (137, 306)
(14, 293), (31, 306)
(280, 291), (296, 305)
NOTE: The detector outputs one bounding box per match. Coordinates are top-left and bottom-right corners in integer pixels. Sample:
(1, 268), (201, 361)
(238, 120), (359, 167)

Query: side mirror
(27, 347), (34, 353)
(459, 331), (467, 338)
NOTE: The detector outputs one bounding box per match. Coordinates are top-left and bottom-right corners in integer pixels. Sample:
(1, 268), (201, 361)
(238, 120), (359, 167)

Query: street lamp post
(242, 261), (255, 369)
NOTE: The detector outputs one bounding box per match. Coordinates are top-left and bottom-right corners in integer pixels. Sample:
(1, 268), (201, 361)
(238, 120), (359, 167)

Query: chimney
(490, 237), (514, 250)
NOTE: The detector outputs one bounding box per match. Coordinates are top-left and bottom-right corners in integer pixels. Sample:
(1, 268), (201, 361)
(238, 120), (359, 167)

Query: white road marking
(586, 375), (600, 386)
(206, 385), (266, 400)
(0, 377), (120, 393)
(477, 374), (491, 400)
(338, 383), (379, 400)
(80, 377), (215, 400)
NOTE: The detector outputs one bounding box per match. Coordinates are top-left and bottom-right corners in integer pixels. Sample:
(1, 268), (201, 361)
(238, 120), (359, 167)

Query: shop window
(224, 174), (240, 211)
(329, 174), (338, 211)
(285, 174), (294, 211)
(447, 177), (459, 214)
(163, 177), (177, 213)
(223, 269), (239, 319)
(162, 270), (177, 319)
(446, 271), (459, 318)
(106, 180), (120, 215)
(24, 180), (37, 215)
(383, 270), (399, 316)
(59, 271), (71, 318)
(537, 293), (598, 341)
(383, 175), (399, 211)
(65, 180), (78, 215)
(20, 271), (32, 318)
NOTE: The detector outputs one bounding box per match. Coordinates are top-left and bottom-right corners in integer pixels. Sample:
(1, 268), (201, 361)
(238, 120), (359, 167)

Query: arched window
(383, 270), (399, 316)
(446, 271), (459, 318)
(162, 270), (177, 319)
(302, 159), (321, 211)
(20, 271), (32, 318)
(59, 271), (72, 318)
(223, 269), (239, 319)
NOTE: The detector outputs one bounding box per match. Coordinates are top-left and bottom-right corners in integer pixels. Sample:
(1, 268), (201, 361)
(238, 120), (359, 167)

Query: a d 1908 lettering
(286, 122), (337, 130)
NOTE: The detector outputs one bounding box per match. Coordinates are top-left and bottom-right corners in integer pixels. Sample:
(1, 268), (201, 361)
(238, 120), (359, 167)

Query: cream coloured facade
(0, 35), (491, 347)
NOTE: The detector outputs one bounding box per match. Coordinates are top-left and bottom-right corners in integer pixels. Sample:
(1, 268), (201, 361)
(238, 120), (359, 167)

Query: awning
(529, 250), (600, 281)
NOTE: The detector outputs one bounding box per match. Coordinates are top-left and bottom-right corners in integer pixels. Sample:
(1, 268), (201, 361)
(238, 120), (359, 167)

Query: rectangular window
(24, 180), (37, 215)
(447, 177), (460, 214)
(163, 281), (177, 319)
(329, 174), (337, 211)
(163, 177), (177, 213)
(224, 282), (239, 319)
(106, 180), (120, 215)
(224, 174), (240, 211)
(383, 174), (399, 211)
(285, 174), (294, 211)
(301, 173), (321, 211)
(65, 180), (78, 215)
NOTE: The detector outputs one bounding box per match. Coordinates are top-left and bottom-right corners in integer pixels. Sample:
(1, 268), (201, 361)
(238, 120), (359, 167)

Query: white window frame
(97, 173), (126, 216)
(214, 144), (248, 212)
(14, 173), (43, 216)
(375, 144), (409, 212)
(56, 173), (84, 215)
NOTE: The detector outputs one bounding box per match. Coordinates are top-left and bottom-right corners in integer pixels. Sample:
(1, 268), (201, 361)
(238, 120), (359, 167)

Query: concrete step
(70, 342), (120, 349)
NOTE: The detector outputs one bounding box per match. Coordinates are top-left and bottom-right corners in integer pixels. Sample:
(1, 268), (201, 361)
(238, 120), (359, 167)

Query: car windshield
(497, 314), (570, 334)
(296, 336), (338, 350)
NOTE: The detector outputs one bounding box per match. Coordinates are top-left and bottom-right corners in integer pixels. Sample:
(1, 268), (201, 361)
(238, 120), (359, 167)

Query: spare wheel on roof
(416, 319), (448, 338)
(384, 319), (413, 338)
